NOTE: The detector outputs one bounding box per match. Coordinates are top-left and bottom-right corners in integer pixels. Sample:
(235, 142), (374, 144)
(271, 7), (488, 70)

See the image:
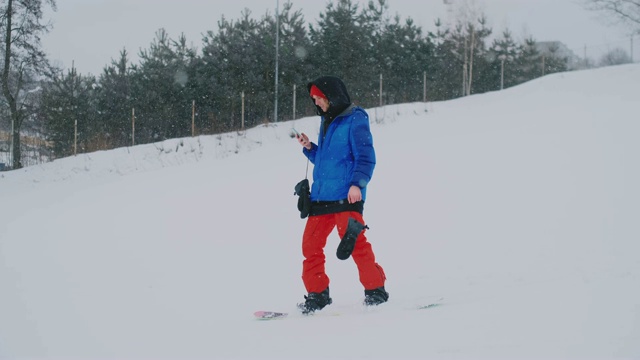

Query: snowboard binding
(336, 217), (369, 260)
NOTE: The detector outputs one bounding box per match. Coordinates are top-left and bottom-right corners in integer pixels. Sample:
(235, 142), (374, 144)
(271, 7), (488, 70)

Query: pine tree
(130, 29), (197, 143)
(308, 0), (377, 104)
(271, 1), (314, 121)
(199, 11), (266, 131)
(488, 29), (520, 90)
(514, 37), (542, 84)
(430, 14), (492, 99)
(541, 43), (569, 76)
(376, 15), (433, 105)
(95, 49), (133, 148)
(430, 19), (461, 100)
(41, 67), (96, 158)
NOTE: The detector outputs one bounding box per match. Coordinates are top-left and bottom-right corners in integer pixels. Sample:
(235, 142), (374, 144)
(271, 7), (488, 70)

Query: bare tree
(583, 0), (640, 33)
(1, 0), (56, 169)
(599, 47), (632, 65)
(445, 0), (491, 96)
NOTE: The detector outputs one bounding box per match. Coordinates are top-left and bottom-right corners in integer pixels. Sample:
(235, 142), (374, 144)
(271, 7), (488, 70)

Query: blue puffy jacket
(303, 77), (376, 203)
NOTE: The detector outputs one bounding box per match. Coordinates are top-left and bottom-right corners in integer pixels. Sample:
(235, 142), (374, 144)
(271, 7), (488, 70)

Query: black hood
(307, 76), (352, 121)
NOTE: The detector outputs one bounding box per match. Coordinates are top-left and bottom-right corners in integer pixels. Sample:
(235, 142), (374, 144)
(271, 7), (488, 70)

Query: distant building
(535, 41), (582, 70)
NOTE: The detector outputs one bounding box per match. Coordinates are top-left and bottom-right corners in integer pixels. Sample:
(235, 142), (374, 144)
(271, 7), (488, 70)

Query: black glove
(294, 179), (311, 219)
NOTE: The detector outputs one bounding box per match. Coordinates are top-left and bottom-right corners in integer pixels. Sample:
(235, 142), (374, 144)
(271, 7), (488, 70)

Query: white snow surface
(1, 64), (639, 359)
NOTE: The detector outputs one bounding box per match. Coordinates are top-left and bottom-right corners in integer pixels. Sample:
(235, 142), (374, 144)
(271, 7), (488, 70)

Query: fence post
(500, 56), (505, 90)
(423, 71), (427, 102)
(241, 91), (245, 131)
(192, 100), (196, 137)
(462, 63), (467, 96)
(131, 108), (135, 146)
(293, 84), (296, 120)
(74, 119), (77, 155)
(379, 73), (383, 107)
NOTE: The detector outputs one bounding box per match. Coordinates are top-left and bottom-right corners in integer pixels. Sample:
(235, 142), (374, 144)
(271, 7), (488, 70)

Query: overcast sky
(42, 0), (635, 76)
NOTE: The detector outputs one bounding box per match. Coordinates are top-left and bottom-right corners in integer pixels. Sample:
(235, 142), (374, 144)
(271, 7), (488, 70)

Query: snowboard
(254, 311), (288, 320)
(418, 302), (442, 310)
(254, 298), (443, 320)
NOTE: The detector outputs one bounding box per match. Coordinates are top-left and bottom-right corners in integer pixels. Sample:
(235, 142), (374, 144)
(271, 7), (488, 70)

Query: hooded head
(307, 76), (352, 121)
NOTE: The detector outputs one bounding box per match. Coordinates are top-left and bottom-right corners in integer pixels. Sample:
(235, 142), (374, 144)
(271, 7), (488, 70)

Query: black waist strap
(309, 200), (364, 216)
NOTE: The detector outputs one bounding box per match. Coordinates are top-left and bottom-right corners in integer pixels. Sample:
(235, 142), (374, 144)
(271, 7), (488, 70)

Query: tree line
(3, 0), (576, 168)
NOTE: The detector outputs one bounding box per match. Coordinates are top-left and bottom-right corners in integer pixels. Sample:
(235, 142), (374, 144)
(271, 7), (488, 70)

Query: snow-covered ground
(1, 64), (639, 359)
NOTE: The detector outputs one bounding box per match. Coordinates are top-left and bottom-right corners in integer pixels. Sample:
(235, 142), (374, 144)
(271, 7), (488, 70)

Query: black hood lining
(307, 76), (352, 120)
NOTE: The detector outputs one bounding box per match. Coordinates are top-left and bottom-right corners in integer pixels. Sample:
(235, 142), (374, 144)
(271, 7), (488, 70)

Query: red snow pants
(301, 211), (386, 293)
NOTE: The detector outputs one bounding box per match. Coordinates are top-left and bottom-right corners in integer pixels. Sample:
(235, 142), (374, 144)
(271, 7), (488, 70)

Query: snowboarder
(295, 76), (389, 314)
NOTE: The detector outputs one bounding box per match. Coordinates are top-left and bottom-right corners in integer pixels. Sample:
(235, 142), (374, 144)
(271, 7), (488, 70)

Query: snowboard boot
(297, 287), (332, 314)
(364, 286), (389, 306)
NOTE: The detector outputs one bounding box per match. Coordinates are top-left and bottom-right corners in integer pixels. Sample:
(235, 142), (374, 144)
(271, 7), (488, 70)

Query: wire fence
(568, 34), (639, 65)
(1, 35), (639, 171)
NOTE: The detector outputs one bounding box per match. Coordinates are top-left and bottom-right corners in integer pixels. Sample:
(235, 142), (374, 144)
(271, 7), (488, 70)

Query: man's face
(312, 95), (330, 113)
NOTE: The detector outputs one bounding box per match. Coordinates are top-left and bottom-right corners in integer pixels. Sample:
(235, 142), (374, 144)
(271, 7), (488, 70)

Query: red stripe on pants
(301, 211), (386, 293)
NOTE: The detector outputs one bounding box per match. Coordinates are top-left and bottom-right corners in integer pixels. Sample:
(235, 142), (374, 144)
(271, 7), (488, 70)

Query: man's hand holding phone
(294, 129), (312, 150)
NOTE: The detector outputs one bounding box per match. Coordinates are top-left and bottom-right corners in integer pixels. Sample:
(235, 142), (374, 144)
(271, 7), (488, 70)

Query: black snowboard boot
(297, 287), (332, 314)
(364, 287), (389, 306)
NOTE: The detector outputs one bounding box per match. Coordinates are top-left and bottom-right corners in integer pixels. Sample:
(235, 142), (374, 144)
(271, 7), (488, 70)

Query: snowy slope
(1, 64), (639, 359)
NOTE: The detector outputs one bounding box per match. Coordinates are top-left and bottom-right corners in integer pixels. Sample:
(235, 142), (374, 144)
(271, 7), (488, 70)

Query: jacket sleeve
(302, 143), (318, 163)
(349, 111), (376, 188)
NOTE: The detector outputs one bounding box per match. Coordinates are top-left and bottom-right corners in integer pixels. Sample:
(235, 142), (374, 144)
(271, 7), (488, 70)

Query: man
(295, 75), (388, 314)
